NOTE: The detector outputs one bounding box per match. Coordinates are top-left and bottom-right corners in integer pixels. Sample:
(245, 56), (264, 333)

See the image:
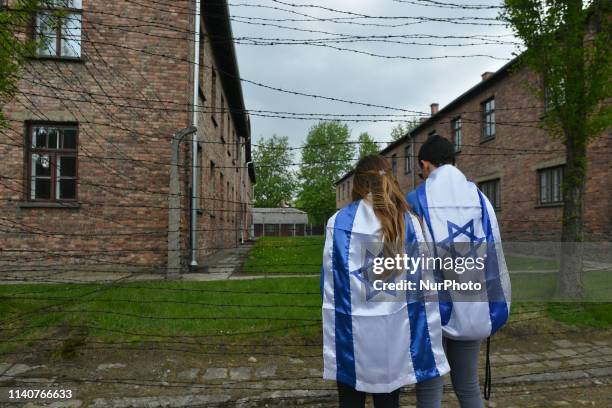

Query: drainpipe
(239, 145), (245, 244)
(190, 0), (201, 267)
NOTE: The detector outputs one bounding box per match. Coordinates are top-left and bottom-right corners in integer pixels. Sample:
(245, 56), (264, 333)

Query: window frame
(481, 97), (496, 141)
(451, 117), (462, 152)
(210, 68), (218, 126)
(209, 160), (216, 217)
(25, 121), (79, 203)
(404, 144), (412, 174)
(538, 165), (564, 206)
(391, 154), (397, 178)
(478, 178), (501, 211)
(34, 1), (83, 60)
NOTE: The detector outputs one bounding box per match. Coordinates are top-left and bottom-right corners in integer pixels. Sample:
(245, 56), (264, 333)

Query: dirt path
(1, 318), (611, 408)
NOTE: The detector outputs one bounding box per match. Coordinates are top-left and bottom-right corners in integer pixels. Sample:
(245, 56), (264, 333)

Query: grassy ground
(242, 236), (325, 274)
(1, 276), (610, 360)
(0, 278), (322, 354)
(1, 236), (609, 356)
(242, 236), (561, 276)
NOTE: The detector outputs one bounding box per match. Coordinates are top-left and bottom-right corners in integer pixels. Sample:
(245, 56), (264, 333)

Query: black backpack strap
(484, 336), (492, 400)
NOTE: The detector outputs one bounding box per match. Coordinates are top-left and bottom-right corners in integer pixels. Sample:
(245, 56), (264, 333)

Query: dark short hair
(418, 134), (455, 167)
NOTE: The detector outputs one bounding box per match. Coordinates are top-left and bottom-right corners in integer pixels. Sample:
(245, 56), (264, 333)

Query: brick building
(336, 60), (611, 242)
(252, 208), (309, 237)
(0, 0), (255, 275)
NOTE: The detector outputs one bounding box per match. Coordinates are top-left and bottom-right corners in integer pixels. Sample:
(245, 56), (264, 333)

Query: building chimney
(430, 103), (439, 115)
(481, 72), (494, 81)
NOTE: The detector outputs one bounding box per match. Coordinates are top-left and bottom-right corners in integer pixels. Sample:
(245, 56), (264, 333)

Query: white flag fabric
(321, 199), (449, 393)
(407, 165), (511, 341)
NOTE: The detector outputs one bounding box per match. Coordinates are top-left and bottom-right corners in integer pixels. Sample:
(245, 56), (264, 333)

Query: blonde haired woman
(321, 155), (449, 408)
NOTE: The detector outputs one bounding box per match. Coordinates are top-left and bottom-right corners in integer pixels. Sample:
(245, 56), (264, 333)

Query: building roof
(335, 170), (354, 185)
(253, 208), (309, 224)
(334, 58), (520, 185)
(202, 0), (250, 139)
(406, 58), (518, 139)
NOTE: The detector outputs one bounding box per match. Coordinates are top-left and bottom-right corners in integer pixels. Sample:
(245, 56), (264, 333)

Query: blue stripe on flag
(332, 201), (359, 387)
(319, 266), (324, 300)
(407, 191), (420, 217)
(477, 191), (509, 335)
(405, 213), (440, 382)
(415, 183), (453, 326)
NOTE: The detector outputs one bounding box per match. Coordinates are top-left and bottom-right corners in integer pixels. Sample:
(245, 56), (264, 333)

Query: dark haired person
(408, 135), (511, 408)
(321, 155), (449, 408)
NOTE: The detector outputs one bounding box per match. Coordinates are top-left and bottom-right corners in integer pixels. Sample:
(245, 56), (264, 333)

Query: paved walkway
(0, 243), (255, 285)
(1, 334), (611, 407)
(183, 243), (253, 281)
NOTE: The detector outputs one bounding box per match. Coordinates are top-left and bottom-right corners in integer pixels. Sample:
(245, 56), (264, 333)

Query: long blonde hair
(352, 155), (410, 253)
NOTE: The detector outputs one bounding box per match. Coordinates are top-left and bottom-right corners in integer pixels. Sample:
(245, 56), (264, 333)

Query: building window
(220, 95), (225, 140)
(227, 114), (231, 147)
(404, 144), (412, 174)
(539, 166), (563, 205)
(36, 1), (82, 58)
(27, 123), (78, 201)
(481, 97), (495, 140)
(391, 154), (397, 177)
(543, 75), (565, 113)
(197, 144), (202, 210)
(451, 117), (462, 152)
(210, 161), (216, 215)
(211, 68), (217, 124)
(220, 172), (224, 220)
(234, 131), (240, 159)
(479, 179), (501, 210)
(543, 86), (553, 112)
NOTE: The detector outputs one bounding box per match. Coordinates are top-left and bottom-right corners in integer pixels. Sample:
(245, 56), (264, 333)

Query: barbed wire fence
(1, 0), (610, 406)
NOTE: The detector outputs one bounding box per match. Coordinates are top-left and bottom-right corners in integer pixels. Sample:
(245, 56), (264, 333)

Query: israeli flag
(407, 165), (511, 341)
(321, 199), (449, 393)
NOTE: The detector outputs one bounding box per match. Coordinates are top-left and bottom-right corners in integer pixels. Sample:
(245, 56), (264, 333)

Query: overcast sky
(228, 0), (520, 152)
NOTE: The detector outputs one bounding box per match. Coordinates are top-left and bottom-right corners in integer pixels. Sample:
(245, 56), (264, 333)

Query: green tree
(297, 121), (355, 226)
(252, 135), (296, 208)
(0, 1), (46, 128)
(390, 118), (421, 142)
(501, 0), (611, 298)
(357, 131), (379, 158)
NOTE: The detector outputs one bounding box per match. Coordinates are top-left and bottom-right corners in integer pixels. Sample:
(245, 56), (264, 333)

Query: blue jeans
(415, 338), (484, 408)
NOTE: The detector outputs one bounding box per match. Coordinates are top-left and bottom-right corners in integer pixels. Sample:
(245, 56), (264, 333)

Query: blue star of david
(438, 220), (485, 260)
(350, 247), (398, 300)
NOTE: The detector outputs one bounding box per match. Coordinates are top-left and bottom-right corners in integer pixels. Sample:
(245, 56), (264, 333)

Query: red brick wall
(335, 67), (611, 242)
(0, 0), (253, 274)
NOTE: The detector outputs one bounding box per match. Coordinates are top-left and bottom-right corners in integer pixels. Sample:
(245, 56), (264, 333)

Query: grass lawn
(1, 236), (608, 355)
(242, 236), (325, 275)
(243, 236), (560, 276)
(0, 277), (322, 354)
(505, 255), (559, 271)
(1, 275), (609, 357)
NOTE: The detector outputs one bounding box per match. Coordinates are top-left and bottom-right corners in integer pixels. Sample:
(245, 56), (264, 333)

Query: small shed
(253, 208), (309, 237)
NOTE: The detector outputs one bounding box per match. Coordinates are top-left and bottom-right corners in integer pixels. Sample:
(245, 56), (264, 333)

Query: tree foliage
(0, 1), (44, 128)
(252, 135), (296, 208)
(296, 121), (355, 226)
(357, 131), (379, 158)
(390, 118), (421, 142)
(500, 0), (611, 297)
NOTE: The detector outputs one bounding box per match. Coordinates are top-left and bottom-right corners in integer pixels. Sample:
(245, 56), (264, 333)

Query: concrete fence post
(168, 126), (197, 280)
